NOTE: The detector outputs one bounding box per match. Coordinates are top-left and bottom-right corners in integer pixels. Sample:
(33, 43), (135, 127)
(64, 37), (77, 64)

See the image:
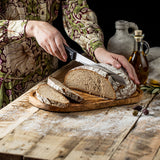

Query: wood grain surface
(29, 89), (143, 112)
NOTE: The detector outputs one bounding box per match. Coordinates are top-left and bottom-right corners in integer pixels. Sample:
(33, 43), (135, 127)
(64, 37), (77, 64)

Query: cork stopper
(134, 30), (144, 42)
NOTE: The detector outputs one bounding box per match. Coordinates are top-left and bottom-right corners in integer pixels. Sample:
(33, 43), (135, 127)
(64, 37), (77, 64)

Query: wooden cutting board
(29, 89), (143, 112)
(29, 61), (143, 112)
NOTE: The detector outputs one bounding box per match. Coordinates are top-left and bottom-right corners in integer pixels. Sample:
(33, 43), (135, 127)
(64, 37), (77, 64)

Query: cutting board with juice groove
(29, 61), (143, 112)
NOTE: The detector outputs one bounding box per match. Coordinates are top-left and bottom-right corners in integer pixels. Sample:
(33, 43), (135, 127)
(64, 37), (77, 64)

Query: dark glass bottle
(128, 30), (149, 84)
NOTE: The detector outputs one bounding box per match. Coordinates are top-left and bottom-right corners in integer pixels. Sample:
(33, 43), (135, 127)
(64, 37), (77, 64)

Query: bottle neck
(115, 28), (128, 35)
(134, 38), (143, 52)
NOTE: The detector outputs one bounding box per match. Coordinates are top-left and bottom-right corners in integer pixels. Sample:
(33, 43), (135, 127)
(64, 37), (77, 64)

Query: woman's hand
(25, 20), (67, 62)
(94, 47), (140, 84)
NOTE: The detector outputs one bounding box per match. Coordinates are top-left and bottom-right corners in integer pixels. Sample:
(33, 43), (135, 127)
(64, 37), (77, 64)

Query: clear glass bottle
(128, 30), (149, 84)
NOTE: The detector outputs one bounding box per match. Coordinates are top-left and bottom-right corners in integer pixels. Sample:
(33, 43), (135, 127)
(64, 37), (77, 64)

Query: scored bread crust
(36, 84), (69, 108)
(98, 63), (137, 99)
(64, 64), (137, 99)
(47, 76), (84, 102)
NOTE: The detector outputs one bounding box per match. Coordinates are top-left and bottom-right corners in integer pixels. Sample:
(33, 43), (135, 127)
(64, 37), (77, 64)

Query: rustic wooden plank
(55, 105), (138, 160)
(0, 108), (104, 159)
(24, 109), (110, 159)
(57, 93), (151, 160)
(55, 94), (153, 160)
(0, 109), (64, 156)
(0, 102), (38, 139)
(0, 80), (47, 140)
(24, 135), (82, 160)
(110, 94), (160, 160)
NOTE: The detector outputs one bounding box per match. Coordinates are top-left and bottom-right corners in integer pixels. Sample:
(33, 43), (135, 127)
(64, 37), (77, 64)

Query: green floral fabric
(0, 0), (104, 108)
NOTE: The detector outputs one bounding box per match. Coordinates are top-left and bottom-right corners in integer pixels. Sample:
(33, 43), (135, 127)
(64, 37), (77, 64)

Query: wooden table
(0, 62), (160, 160)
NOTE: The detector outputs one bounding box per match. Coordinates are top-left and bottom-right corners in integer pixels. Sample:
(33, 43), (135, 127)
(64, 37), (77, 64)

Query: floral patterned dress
(0, 0), (104, 108)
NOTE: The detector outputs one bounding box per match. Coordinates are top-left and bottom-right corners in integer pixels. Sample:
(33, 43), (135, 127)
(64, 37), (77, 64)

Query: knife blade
(64, 45), (126, 85)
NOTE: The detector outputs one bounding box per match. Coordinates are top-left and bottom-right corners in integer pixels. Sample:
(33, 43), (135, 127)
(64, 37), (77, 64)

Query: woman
(0, 0), (139, 108)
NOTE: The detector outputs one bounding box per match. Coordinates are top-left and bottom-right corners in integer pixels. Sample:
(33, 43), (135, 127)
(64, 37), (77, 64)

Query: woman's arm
(0, 19), (68, 62)
(25, 20), (68, 62)
(62, 0), (139, 84)
(62, 0), (104, 62)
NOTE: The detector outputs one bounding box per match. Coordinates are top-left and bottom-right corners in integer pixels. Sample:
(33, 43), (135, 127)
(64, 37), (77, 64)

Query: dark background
(86, 1), (160, 48)
(54, 1), (160, 53)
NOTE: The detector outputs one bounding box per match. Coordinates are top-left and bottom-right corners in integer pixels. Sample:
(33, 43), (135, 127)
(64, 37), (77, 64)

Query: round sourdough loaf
(36, 84), (69, 108)
(64, 64), (137, 99)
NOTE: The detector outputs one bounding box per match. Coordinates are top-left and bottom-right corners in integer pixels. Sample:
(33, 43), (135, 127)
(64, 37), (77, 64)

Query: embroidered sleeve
(0, 20), (28, 48)
(62, 0), (104, 61)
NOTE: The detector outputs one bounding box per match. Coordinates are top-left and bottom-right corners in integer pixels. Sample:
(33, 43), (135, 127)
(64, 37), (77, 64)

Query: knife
(64, 45), (126, 85)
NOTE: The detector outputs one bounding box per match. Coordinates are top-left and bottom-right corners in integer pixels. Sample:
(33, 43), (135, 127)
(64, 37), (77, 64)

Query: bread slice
(47, 76), (84, 102)
(36, 84), (69, 108)
(64, 64), (137, 99)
